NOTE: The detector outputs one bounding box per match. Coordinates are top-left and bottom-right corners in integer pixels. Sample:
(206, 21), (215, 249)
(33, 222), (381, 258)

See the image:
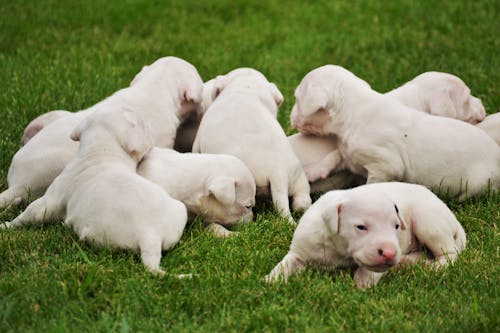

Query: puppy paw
(292, 195), (312, 212)
(147, 267), (166, 276)
(206, 223), (236, 238)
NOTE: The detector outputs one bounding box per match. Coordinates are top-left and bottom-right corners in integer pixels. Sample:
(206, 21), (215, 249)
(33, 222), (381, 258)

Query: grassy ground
(0, 0), (499, 332)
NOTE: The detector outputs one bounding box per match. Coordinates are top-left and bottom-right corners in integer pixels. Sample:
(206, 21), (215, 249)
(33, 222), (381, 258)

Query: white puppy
(137, 148), (256, 237)
(290, 71), (489, 190)
(477, 113), (500, 145)
(386, 71), (486, 124)
(0, 56), (203, 210)
(291, 65), (500, 198)
(265, 182), (466, 288)
(20, 110), (72, 145)
(193, 68), (311, 222)
(2, 109), (188, 274)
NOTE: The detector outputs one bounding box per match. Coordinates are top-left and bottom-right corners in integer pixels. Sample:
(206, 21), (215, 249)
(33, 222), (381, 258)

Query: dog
(385, 71), (486, 124)
(265, 182), (466, 288)
(20, 110), (72, 145)
(290, 65), (500, 198)
(477, 113), (500, 145)
(137, 148), (256, 237)
(0, 56), (203, 210)
(192, 68), (311, 222)
(2, 109), (188, 274)
(290, 71), (490, 191)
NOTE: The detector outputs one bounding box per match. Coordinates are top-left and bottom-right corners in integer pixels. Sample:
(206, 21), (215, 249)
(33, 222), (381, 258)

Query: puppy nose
(377, 245), (396, 261)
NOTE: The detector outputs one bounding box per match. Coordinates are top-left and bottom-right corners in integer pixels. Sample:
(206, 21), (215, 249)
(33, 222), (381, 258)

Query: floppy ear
(297, 84), (328, 117)
(207, 176), (236, 206)
(211, 75), (230, 101)
(269, 83), (284, 107)
(427, 88), (457, 118)
(70, 118), (88, 142)
(130, 65), (151, 86)
(121, 112), (154, 159)
(321, 198), (343, 234)
(394, 204), (407, 230)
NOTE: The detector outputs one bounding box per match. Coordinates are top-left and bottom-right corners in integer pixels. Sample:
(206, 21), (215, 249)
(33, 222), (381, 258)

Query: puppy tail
(0, 186), (26, 210)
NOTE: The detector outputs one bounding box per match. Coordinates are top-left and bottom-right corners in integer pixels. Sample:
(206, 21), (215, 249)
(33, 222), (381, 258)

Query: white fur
(192, 68), (311, 222)
(265, 182), (466, 288)
(174, 79), (215, 152)
(2, 109), (187, 274)
(0, 56), (203, 209)
(477, 113), (500, 145)
(290, 65), (500, 198)
(138, 148), (256, 237)
(386, 71), (486, 124)
(289, 71), (491, 192)
(21, 110), (72, 146)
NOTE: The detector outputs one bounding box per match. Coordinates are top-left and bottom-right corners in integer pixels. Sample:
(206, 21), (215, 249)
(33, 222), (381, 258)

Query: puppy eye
(395, 224), (400, 230)
(245, 205), (253, 209)
(356, 225), (367, 231)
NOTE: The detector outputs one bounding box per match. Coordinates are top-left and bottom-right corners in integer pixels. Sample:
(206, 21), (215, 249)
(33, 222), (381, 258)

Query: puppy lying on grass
(193, 68), (311, 222)
(0, 56), (203, 210)
(289, 71), (492, 191)
(291, 65), (500, 198)
(138, 148), (256, 238)
(265, 182), (466, 288)
(2, 109), (187, 274)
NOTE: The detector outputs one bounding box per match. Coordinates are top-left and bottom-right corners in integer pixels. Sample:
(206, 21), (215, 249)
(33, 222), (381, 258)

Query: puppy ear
(70, 119), (88, 142)
(428, 88), (457, 119)
(211, 75), (230, 101)
(394, 204), (407, 230)
(296, 85), (328, 117)
(130, 65), (151, 86)
(207, 176), (236, 206)
(121, 112), (154, 159)
(269, 83), (284, 107)
(321, 199), (343, 234)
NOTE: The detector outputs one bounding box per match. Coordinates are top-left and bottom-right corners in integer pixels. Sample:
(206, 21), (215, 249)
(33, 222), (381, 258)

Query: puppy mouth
(361, 263), (395, 273)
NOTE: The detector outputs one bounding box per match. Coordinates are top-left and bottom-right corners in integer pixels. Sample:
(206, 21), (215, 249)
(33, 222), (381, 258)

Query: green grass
(0, 0), (499, 332)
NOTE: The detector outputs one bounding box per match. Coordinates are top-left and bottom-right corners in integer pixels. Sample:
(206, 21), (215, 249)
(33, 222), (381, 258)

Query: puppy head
(414, 72), (486, 124)
(291, 65), (370, 135)
(130, 56), (204, 122)
(71, 110), (155, 162)
(321, 189), (404, 272)
(211, 68), (284, 115)
(199, 162), (256, 226)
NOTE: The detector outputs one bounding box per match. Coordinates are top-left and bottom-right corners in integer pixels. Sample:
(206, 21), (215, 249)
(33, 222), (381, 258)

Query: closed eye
(356, 225), (367, 231)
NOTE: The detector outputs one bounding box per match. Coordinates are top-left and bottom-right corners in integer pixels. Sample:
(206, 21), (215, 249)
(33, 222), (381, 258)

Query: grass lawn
(0, 0), (499, 332)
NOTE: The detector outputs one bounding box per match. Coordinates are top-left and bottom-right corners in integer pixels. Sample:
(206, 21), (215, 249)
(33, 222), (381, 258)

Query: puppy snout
(377, 244), (396, 262)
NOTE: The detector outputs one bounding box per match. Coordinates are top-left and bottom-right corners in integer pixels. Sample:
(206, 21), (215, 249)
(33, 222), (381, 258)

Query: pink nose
(378, 244), (396, 261)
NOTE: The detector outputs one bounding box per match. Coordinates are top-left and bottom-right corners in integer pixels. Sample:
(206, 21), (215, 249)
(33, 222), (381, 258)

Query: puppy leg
(264, 252), (306, 283)
(206, 223), (237, 238)
(139, 236), (165, 275)
(353, 267), (386, 288)
(290, 170), (312, 212)
(304, 150), (343, 182)
(398, 252), (430, 266)
(2, 196), (63, 229)
(0, 186), (26, 210)
(269, 173), (294, 223)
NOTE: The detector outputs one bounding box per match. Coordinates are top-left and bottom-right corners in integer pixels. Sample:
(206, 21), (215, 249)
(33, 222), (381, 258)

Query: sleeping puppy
(2, 109), (187, 274)
(290, 65), (500, 198)
(477, 113), (500, 145)
(0, 56), (203, 210)
(385, 71), (486, 124)
(265, 182), (466, 288)
(138, 148), (256, 238)
(193, 68), (311, 222)
(290, 71), (490, 190)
